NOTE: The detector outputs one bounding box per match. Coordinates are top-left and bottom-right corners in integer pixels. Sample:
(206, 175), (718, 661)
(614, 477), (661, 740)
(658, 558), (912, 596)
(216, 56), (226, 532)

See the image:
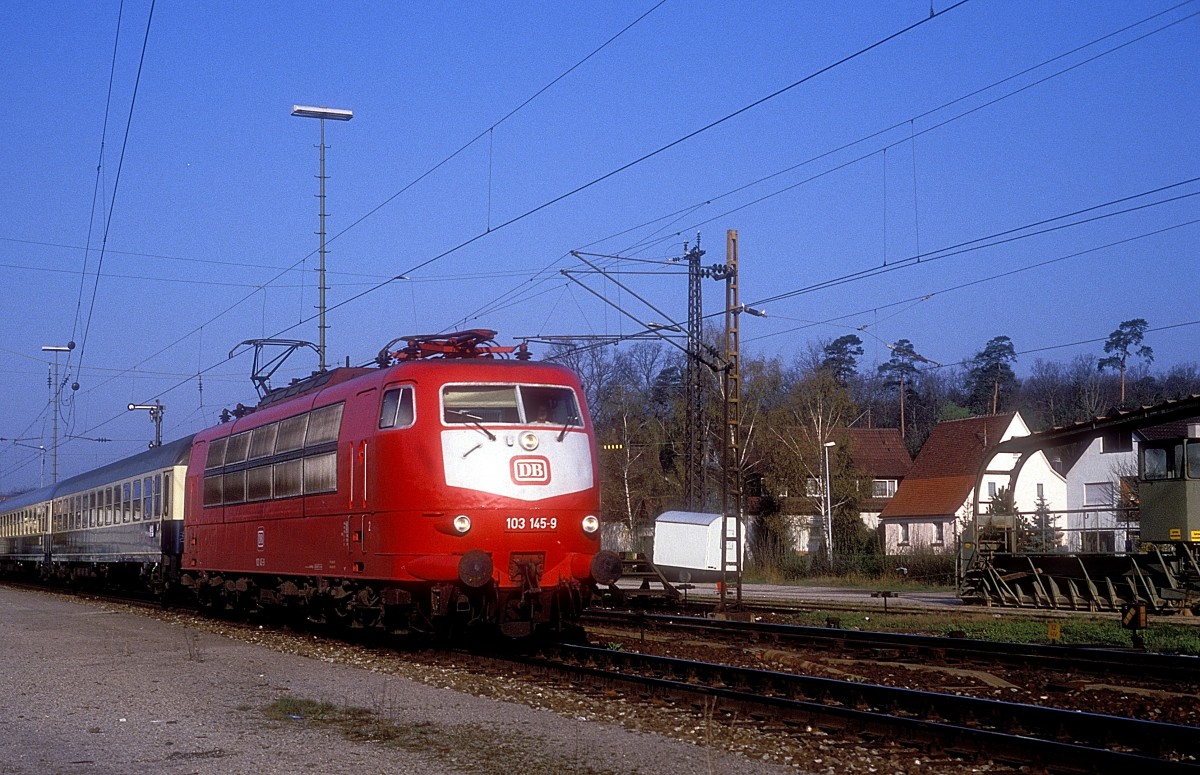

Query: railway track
(517, 643), (1200, 773)
(582, 609), (1200, 683)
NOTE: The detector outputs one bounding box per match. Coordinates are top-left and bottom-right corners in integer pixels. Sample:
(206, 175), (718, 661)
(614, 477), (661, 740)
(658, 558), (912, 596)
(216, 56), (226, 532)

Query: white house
(879, 412), (1066, 555)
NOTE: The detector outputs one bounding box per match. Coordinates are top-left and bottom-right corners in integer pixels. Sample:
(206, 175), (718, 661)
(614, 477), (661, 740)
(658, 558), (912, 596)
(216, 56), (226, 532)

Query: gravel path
(0, 586), (801, 775)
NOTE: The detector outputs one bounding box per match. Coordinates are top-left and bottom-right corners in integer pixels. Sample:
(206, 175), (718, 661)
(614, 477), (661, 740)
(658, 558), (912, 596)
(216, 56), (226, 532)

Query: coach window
(106, 487), (115, 525)
(131, 480), (142, 521)
(250, 424), (278, 460)
(162, 473), (171, 517)
(142, 477), (153, 519)
(308, 403), (344, 444)
(122, 482), (131, 522)
(154, 474), (162, 518)
(379, 387), (415, 429)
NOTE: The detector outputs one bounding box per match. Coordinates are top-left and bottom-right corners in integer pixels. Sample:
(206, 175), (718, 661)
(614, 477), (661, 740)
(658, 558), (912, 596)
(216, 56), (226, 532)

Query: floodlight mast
(291, 104), (354, 372)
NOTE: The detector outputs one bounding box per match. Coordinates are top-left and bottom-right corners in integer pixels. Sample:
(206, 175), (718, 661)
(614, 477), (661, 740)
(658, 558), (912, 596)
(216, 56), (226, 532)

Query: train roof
(0, 435), (195, 512)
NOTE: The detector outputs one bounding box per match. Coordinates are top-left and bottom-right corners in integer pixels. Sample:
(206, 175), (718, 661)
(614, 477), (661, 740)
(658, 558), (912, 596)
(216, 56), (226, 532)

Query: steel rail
(531, 644), (1200, 772)
(583, 609), (1200, 681)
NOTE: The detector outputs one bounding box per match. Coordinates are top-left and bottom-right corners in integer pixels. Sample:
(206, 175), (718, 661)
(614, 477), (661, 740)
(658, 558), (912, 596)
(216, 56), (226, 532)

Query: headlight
(452, 515), (472, 534)
(519, 432), (539, 451)
(581, 515), (600, 534)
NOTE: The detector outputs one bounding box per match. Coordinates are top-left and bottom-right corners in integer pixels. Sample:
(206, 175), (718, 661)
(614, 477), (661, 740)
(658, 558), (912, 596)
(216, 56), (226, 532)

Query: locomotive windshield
(1141, 439), (1200, 481)
(442, 384), (581, 426)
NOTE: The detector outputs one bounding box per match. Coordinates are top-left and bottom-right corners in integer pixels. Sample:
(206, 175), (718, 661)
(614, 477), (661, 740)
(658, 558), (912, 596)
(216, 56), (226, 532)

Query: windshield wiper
(557, 415), (579, 442)
(447, 409), (496, 441)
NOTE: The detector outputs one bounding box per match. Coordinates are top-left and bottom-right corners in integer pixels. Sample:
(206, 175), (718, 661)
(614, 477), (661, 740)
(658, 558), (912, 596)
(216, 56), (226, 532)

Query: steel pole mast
(684, 236), (706, 512)
(719, 230), (743, 609)
(41, 342), (74, 483)
(317, 116), (329, 371)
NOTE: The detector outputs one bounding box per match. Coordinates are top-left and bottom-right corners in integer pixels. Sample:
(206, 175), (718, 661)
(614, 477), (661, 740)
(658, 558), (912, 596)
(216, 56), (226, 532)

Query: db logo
(511, 456), (551, 485)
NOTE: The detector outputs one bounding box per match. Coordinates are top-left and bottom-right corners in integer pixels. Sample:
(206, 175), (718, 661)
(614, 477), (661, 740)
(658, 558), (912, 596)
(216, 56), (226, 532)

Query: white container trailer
(652, 511), (744, 582)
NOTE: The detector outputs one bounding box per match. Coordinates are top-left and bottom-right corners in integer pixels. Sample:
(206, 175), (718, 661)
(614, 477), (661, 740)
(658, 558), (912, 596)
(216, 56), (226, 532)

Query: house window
(1084, 482), (1114, 507)
(1102, 431), (1133, 454)
(805, 478), (822, 497)
(1036, 483), (1044, 499)
(871, 479), (898, 498)
(987, 482), (997, 498)
(898, 522), (910, 545)
(933, 522), (945, 544)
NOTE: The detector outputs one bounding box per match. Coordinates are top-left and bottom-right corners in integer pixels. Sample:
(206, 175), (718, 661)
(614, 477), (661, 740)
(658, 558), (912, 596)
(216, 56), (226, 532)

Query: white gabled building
(879, 412), (1066, 555)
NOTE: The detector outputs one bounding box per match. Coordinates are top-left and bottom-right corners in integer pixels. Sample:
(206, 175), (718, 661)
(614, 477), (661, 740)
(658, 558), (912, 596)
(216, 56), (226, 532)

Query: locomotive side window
(250, 425), (278, 460)
(225, 432), (251, 464)
(308, 403), (344, 444)
(519, 385), (581, 426)
(223, 470), (247, 504)
(205, 437), (227, 469)
(274, 459), (303, 498)
(246, 466), (272, 502)
(204, 474), (223, 506)
(443, 385), (519, 424)
(379, 387), (415, 429)
(304, 452), (337, 493)
(1142, 444), (1183, 481)
(276, 415), (308, 453)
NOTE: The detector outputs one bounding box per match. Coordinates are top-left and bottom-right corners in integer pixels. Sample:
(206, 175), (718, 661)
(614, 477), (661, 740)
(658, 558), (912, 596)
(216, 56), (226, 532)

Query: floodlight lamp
(291, 105), (353, 121)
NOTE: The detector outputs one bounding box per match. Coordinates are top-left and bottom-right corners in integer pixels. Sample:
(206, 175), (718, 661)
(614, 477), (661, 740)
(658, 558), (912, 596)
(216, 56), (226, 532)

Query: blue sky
(2, 1), (1197, 487)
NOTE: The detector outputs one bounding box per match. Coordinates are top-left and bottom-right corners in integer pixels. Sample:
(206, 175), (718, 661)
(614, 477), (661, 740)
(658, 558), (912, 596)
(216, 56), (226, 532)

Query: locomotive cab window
(379, 387), (415, 429)
(1141, 443), (1184, 481)
(520, 385), (581, 426)
(443, 385), (520, 424)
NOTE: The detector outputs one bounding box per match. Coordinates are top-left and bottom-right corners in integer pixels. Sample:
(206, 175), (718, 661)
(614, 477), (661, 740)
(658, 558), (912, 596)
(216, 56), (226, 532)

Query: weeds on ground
(778, 609), (1200, 655)
(261, 696), (628, 775)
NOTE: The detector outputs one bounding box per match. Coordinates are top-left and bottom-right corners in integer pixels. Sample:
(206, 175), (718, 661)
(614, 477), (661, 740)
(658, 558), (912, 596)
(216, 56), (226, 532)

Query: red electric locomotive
(180, 330), (620, 637)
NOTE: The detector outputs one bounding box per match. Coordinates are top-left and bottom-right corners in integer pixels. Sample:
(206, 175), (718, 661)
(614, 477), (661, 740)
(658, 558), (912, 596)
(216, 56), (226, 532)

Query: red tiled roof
(880, 413), (1015, 520)
(845, 428), (913, 479)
